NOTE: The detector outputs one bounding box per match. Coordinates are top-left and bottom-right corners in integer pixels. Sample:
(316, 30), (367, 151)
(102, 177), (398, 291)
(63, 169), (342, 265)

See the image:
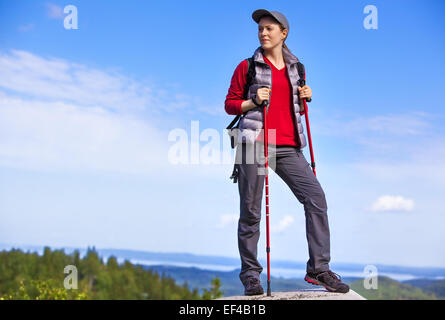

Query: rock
(217, 289), (366, 300)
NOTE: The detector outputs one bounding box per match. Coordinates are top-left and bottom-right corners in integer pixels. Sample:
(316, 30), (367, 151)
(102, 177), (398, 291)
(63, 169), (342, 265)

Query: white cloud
(312, 107), (445, 189)
(0, 93), (170, 175)
(346, 113), (432, 136)
(0, 49), (221, 118)
(18, 24), (35, 32)
(46, 3), (64, 19)
(271, 215), (294, 233)
(370, 195), (414, 212)
(313, 111), (441, 156)
(0, 50), (154, 113)
(349, 137), (445, 185)
(0, 49), (235, 178)
(316, 112), (434, 138)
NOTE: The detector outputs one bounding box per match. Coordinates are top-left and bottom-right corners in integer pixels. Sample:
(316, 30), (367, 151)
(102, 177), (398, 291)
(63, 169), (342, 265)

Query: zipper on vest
(291, 106), (303, 147)
(263, 64), (272, 114)
(260, 60), (303, 147)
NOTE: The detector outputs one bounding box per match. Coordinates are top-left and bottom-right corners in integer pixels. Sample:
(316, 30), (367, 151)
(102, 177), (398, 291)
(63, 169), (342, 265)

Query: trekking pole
(261, 87), (272, 296)
(299, 77), (316, 176)
(301, 98), (316, 176)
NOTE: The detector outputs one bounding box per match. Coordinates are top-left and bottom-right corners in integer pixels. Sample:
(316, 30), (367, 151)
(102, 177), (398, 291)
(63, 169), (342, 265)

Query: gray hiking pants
(234, 141), (331, 284)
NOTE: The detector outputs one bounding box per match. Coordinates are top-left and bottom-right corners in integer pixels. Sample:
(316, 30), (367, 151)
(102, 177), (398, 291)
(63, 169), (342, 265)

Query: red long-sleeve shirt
(224, 56), (307, 147)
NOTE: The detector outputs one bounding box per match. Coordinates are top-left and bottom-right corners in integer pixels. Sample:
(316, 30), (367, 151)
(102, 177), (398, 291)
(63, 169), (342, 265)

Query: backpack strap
(228, 57), (255, 182)
(226, 57), (256, 131)
(296, 62), (311, 102)
(226, 115), (241, 130)
(229, 164), (239, 183)
(244, 57), (255, 99)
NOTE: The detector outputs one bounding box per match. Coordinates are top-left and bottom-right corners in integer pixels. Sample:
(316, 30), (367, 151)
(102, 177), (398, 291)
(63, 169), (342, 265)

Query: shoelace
(319, 270), (342, 285)
(246, 277), (260, 286)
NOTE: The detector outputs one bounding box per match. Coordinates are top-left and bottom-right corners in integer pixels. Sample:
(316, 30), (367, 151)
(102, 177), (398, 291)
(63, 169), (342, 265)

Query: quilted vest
(237, 46), (307, 149)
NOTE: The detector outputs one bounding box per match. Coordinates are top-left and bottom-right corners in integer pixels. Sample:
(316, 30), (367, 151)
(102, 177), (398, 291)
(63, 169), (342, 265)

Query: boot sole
(304, 275), (349, 293)
(244, 287), (264, 296)
(244, 290), (264, 296)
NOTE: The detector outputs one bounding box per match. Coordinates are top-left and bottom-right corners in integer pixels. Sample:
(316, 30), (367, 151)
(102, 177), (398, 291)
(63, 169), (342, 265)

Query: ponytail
(278, 23), (291, 53)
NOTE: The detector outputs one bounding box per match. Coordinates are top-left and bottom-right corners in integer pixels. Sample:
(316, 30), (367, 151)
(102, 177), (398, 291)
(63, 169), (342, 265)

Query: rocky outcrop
(217, 289), (366, 300)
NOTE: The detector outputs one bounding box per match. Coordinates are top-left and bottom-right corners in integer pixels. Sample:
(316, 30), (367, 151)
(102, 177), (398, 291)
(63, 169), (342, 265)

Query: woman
(224, 9), (349, 295)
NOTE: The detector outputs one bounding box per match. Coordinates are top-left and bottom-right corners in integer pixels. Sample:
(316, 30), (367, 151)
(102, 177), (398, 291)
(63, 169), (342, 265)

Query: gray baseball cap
(252, 9), (289, 31)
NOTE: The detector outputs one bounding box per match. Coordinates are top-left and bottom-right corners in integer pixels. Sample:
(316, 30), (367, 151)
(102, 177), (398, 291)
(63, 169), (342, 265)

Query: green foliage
(0, 279), (88, 300)
(350, 276), (437, 300)
(148, 265), (445, 299)
(0, 247), (218, 300)
(201, 277), (224, 300)
(411, 280), (445, 299)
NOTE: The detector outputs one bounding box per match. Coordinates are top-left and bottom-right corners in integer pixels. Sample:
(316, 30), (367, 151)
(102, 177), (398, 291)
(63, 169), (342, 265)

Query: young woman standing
(225, 9), (349, 295)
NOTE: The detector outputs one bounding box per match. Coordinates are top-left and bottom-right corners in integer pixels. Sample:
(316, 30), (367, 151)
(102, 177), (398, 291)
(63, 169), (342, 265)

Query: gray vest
(237, 46), (307, 149)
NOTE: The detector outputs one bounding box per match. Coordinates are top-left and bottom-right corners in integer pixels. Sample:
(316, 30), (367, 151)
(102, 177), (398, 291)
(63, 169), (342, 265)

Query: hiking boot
(243, 277), (264, 296)
(304, 270), (350, 293)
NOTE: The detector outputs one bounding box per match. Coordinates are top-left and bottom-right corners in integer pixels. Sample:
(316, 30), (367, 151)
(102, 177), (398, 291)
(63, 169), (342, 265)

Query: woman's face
(258, 16), (287, 50)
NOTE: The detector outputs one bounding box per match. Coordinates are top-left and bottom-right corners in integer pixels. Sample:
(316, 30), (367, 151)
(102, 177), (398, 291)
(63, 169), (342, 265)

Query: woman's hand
(254, 87), (272, 105)
(298, 85), (312, 100)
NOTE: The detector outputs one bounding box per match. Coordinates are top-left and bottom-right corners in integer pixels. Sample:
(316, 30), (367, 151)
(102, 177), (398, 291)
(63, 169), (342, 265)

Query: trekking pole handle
(298, 80), (312, 103)
(260, 86), (270, 107)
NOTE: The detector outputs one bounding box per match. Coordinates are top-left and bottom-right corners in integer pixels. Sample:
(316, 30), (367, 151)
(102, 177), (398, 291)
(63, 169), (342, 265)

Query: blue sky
(0, 0), (444, 270)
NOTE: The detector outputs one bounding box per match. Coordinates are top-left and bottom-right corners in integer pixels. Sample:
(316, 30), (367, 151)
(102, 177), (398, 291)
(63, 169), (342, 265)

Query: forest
(0, 247), (222, 300)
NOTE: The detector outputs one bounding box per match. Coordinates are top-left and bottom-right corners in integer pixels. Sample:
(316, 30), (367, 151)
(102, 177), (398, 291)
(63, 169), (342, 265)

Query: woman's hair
(278, 23), (289, 50)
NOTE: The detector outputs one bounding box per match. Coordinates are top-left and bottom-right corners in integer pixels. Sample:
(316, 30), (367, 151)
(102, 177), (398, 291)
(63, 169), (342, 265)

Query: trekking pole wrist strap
(252, 95), (262, 107)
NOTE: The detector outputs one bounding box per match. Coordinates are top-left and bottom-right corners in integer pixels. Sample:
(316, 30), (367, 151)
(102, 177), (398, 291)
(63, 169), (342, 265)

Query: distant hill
(142, 264), (351, 297)
(0, 247), (213, 300)
(350, 276), (438, 300)
(142, 265), (441, 299)
(403, 279), (445, 299)
(1, 244), (444, 300)
(2, 244), (444, 281)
